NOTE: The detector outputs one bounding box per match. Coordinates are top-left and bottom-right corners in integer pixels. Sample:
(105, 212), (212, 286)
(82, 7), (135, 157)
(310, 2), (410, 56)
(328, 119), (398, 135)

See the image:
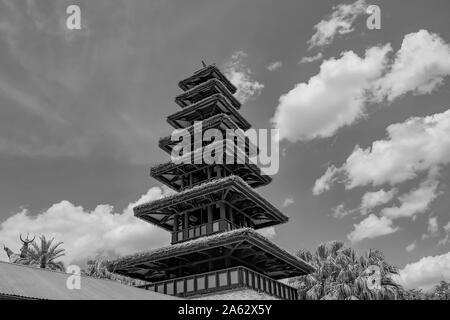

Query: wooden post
(184, 212), (189, 239)
(219, 202), (226, 220)
(217, 166), (222, 178)
(207, 167), (212, 180)
(207, 205), (213, 221)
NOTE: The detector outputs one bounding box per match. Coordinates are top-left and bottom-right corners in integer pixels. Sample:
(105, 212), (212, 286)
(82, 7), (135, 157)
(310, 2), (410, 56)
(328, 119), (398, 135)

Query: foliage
(82, 255), (148, 287)
(429, 281), (450, 300)
(291, 241), (403, 300)
(27, 235), (66, 271)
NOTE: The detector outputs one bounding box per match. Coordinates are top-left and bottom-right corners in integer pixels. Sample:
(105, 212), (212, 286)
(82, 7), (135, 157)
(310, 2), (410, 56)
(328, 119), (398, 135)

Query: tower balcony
(171, 218), (239, 244)
(134, 176), (287, 234)
(140, 266), (298, 300)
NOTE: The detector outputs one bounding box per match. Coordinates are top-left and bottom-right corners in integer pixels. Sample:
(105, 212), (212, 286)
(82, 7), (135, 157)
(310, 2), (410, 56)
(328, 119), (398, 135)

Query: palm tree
(430, 281), (450, 300)
(27, 235), (65, 272)
(83, 255), (148, 287)
(291, 241), (403, 300)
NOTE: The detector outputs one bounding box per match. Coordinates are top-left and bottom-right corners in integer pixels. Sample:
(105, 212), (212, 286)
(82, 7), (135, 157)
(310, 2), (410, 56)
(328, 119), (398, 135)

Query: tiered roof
(109, 63), (314, 293)
(159, 113), (257, 156)
(109, 228), (314, 282)
(134, 175), (286, 231)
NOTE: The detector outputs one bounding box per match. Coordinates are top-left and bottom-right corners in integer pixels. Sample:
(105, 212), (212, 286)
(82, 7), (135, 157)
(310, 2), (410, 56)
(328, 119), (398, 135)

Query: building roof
(0, 261), (178, 300)
(151, 140), (271, 191)
(178, 64), (237, 94)
(167, 93), (251, 130)
(108, 228), (315, 282)
(158, 113), (257, 156)
(176, 78), (241, 109)
(134, 175), (288, 231)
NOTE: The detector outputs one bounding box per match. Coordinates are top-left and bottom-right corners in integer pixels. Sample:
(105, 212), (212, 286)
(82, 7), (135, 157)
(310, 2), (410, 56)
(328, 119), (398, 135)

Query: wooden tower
(110, 64), (314, 299)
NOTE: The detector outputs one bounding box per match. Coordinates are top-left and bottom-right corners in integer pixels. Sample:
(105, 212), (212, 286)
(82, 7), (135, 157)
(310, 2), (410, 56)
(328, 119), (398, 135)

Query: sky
(0, 0), (449, 290)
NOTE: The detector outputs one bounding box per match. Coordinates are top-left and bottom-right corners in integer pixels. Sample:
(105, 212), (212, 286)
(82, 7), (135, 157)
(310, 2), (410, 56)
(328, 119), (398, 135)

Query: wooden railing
(171, 219), (239, 244)
(139, 266), (298, 300)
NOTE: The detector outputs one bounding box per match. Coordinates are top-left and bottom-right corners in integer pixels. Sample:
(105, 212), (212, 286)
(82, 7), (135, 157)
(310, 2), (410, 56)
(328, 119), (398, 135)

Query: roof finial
(201, 60), (207, 68)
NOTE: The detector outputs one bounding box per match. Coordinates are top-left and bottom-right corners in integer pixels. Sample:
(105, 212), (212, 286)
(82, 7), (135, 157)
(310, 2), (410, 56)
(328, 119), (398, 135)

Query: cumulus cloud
(427, 217), (439, 237)
(282, 197), (294, 207)
(331, 203), (356, 219)
(272, 44), (391, 142)
(224, 51), (264, 103)
(347, 214), (399, 243)
(360, 188), (397, 215)
(266, 61), (282, 72)
(315, 110), (450, 192)
(274, 30), (450, 143)
(313, 166), (340, 195)
(299, 52), (323, 64)
(330, 188), (396, 221)
(406, 241), (416, 252)
(374, 30), (450, 102)
(438, 221), (450, 246)
(0, 187), (172, 265)
(399, 252), (450, 290)
(345, 177), (439, 242)
(381, 178), (439, 220)
(308, 0), (368, 49)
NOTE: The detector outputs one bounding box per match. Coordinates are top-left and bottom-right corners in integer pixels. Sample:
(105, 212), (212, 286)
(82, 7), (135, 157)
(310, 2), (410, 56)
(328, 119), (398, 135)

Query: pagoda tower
(110, 64), (314, 299)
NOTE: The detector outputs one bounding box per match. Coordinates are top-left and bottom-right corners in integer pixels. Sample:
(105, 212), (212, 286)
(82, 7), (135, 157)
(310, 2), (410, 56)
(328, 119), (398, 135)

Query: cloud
(381, 178), (439, 220)
(224, 51), (264, 103)
(399, 252), (450, 290)
(427, 217), (439, 237)
(282, 197), (294, 207)
(266, 61), (282, 71)
(345, 177), (439, 242)
(331, 203), (356, 219)
(0, 187), (171, 265)
(299, 52), (323, 64)
(308, 0), (368, 49)
(374, 30), (450, 102)
(315, 110), (450, 192)
(360, 188), (397, 215)
(272, 44), (391, 142)
(406, 241), (416, 252)
(438, 221), (450, 245)
(347, 214), (399, 243)
(274, 30), (450, 143)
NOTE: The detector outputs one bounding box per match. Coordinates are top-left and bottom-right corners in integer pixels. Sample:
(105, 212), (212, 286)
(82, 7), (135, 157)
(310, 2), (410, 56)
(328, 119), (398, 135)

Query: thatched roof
(159, 113), (257, 156)
(167, 93), (251, 130)
(134, 175), (287, 231)
(108, 228), (315, 279)
(175, 78), (241, 109)
(151, 139), (270, 191)
(178, 64), (237, 94)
